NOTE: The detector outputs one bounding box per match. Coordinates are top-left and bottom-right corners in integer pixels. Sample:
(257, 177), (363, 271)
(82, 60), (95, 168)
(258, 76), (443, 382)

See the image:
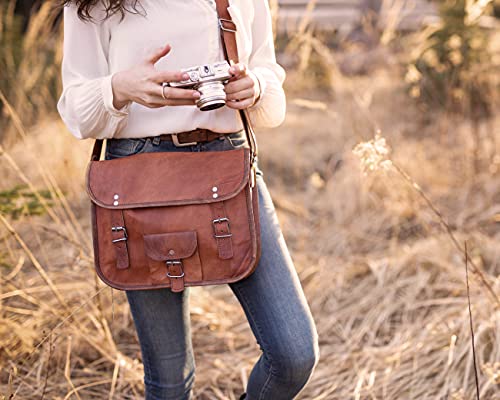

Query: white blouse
(56, 0), (287, 140)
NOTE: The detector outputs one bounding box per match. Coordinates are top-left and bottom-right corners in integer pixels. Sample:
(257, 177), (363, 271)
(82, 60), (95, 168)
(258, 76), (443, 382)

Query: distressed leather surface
(87, 148), (249, 208)
(144, 231), (198, 261)
(87, 148), (260, 291)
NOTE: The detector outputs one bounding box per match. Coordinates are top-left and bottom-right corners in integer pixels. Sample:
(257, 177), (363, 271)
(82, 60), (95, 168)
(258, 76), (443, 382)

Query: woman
(56, 1), (320, 399)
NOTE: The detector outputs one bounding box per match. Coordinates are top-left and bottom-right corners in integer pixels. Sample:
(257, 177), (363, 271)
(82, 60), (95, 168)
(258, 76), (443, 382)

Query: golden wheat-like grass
(1, 2), (499, 400)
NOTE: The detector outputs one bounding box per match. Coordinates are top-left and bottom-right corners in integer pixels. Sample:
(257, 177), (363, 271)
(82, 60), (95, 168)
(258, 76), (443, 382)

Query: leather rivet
(114, 194), (119, 200)
(212, 186), (218, 192)
(168, 249), (175, 255)
(113, 200), (119, 206)
(213, 193), (218, 199)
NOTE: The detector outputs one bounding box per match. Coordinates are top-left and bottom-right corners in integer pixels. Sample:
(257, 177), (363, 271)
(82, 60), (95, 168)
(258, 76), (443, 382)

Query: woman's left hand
(224, 63), (261, 109)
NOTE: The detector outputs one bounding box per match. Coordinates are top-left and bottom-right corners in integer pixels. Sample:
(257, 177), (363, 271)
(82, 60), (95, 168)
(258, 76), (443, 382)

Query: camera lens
(195, 81), (226, 111)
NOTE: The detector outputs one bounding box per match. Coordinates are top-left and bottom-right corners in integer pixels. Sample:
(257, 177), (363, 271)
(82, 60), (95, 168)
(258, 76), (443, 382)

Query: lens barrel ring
(196, 81), (227, 111)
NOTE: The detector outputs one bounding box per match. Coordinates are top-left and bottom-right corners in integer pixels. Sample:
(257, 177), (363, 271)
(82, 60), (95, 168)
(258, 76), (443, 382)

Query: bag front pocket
(143, 230), (203, 291)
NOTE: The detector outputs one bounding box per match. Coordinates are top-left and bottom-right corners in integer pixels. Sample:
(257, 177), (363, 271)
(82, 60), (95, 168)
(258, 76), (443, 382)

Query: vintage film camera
(167, 61), (232, 111)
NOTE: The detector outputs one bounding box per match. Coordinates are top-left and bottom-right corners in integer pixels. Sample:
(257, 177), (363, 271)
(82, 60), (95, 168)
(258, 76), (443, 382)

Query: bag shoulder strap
(91, 0), (259, 163)
(214, 0), (258, 165)
(215, 0), (239, 65)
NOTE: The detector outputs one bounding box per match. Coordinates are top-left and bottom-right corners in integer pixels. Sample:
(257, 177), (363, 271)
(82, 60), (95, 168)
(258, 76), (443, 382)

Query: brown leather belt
(149, 128), (236, 147)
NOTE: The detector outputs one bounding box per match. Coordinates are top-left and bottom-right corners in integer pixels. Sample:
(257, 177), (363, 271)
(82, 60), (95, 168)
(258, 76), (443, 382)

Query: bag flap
(144, 231), (197, 261)
(86, 147), (250, 209)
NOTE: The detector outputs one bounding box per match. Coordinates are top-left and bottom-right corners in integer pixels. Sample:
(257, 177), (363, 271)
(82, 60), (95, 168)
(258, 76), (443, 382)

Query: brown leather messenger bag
(85, 0), (261, 292)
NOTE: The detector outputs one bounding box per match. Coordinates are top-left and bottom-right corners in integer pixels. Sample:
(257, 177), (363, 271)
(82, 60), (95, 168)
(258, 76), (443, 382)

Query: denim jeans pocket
(224, 131), (264, 177)
(225, 130), (249, 149)
(105, 138), (149, 160)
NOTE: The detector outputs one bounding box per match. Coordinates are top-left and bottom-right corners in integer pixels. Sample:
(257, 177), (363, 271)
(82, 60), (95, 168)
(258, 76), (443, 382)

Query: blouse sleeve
(56, 4), (131, 140)
(246, 0), (287, 128)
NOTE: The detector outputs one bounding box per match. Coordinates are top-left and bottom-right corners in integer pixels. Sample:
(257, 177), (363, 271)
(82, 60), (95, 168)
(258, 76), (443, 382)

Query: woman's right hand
(111, 44), (200, 110)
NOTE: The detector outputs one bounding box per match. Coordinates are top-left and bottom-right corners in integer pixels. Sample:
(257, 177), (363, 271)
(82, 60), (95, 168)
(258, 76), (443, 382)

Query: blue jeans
(105, 130), (320, 400)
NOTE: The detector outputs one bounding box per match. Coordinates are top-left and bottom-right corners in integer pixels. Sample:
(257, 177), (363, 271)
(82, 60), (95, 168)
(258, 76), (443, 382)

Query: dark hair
(58, 0), (144, 22)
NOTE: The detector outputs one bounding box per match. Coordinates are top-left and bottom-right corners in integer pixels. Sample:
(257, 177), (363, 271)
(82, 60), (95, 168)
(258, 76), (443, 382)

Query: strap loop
(219, 18), (237, 32)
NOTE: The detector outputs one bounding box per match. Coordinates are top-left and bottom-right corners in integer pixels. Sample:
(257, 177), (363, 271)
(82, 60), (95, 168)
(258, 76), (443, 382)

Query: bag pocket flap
(86, 147), (250, 209)
(144, 231), (198, 261)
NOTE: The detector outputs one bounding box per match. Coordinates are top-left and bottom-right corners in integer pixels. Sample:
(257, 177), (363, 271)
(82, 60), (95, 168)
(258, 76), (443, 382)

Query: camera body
(169, 61), (232, 111)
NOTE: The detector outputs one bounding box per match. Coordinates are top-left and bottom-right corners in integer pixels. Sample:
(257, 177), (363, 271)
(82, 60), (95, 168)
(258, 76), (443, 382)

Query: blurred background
(0, 0), (499, 398)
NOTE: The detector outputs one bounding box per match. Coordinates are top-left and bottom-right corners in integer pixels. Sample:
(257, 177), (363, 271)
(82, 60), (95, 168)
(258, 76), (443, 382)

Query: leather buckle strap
(210, 201), (234, 259)
(171, 133), (198, 147)
(111, 226), (127, 243)
(212, 217), (232, 238)
(166, 260), (185, 292)
(110, 210), (130, 269)
(155, 129), (229, 146)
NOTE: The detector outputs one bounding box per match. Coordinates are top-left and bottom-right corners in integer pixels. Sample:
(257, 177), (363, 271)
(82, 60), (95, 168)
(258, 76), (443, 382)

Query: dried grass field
(1, 1), (500, 399)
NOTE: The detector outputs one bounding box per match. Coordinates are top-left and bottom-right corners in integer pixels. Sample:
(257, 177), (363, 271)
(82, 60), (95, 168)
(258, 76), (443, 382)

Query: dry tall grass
(1, 2), (500, 400)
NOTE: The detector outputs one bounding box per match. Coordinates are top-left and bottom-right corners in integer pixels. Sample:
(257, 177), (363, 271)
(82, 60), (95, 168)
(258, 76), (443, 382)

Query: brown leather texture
(155, 129), (229, 143)
(86, 147), (261, 291)
(87, 150), (249, 208)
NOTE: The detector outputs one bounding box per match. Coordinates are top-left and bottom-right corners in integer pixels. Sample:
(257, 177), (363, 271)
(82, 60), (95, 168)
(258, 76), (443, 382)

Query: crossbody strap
(91, 1), (259, 163)
(214, 0), (258, 166)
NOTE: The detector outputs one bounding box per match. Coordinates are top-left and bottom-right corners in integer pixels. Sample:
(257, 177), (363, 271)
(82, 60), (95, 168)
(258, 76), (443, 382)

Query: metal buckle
(111, 226), (128, 243)
(171, 133), (198, 147)
(166, 260), (185, 278)
(212, 217), (232, 238)
(218, 18), (237, 33)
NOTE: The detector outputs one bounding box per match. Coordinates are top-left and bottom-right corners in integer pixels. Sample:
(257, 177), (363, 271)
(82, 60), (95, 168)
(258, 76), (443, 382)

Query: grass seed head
(352, 132), (393, 174)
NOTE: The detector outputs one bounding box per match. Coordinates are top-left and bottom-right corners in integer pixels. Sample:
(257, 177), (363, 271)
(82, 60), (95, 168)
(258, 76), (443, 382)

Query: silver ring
(161, 82), (170, 100)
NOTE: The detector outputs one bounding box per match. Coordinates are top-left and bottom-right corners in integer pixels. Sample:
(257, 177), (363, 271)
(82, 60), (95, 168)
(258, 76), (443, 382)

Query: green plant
(406, 0), (496, 118)
(0, 184), (53, 219)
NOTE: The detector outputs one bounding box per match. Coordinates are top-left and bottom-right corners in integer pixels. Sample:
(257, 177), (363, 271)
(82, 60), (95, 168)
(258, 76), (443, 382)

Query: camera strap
(214, 0), (259, 166)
